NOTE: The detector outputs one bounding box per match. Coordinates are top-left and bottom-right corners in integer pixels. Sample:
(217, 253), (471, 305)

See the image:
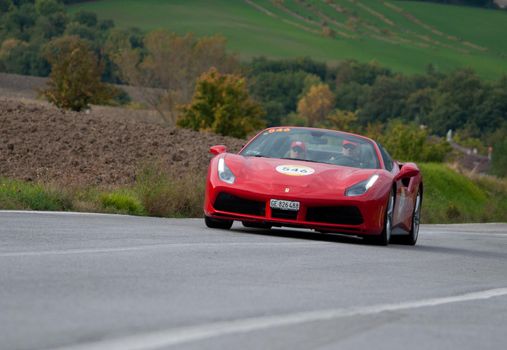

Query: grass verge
(0, 162), (206, 218)
(0, 178), (72, 211)
(1, 163), (505, 224)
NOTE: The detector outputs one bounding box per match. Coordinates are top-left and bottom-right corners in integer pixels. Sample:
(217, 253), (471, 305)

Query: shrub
(100, 190), (145, 215)
(135, 163), (205, 217)
(0, 178), (72, 211)
(368, 120), (451, 162)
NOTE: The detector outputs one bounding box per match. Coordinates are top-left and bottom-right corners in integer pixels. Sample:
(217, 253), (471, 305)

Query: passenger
(342, 140), (360, 161)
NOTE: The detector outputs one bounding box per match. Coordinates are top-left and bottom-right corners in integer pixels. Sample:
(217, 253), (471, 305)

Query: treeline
(0, 0), (117, 78)
(247, 58), (507, 175)
(248, 58), (507, 138)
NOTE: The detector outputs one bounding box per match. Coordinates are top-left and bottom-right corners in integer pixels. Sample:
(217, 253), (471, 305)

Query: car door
(377, 143), (411, 232)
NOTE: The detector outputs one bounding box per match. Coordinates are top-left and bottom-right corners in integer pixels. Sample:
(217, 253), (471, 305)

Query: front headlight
(345, 174), (379, 197)
(218, 158), (235, 184)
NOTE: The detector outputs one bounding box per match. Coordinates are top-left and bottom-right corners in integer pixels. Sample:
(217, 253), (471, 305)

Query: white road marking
(0, 210), (140, 218)
(422, 230), (507, 237)
(53, 288), (507, 350)
(422, 223), (507, 236)
(0, 241), (325, 258)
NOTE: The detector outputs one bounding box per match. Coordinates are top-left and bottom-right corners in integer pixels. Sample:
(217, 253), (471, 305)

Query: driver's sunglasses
(292, 146), (304, 153)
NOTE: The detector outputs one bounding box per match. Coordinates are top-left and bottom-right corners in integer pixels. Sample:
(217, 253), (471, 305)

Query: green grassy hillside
(67, 0), (507, 78)
(419, 163), (507, 223)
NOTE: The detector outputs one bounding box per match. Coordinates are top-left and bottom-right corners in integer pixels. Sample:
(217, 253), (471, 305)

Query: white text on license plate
(270, 199), (300, 211)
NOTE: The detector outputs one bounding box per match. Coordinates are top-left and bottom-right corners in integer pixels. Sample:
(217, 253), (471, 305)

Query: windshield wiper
(280, 157), (322, 164)
(249, 154), (271, 158)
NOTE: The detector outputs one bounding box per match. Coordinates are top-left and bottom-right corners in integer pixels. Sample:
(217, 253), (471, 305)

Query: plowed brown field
(0, 98), (244, 185)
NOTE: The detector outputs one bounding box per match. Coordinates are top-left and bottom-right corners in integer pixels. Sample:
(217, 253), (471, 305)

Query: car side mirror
(394, 163), (419, 182)
(209, 145), (227, 155)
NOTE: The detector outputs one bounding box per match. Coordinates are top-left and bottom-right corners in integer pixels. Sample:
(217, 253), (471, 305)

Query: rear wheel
(204, 216), (233, 230)
(365, 189), (394, 246)
(396, 189), (422, 246)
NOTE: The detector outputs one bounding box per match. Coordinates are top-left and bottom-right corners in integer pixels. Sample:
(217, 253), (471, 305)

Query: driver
(342, 140), (360, 161)
(288, 140), (307, 159)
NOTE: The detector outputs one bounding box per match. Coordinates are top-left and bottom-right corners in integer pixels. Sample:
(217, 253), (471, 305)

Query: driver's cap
(343, 140), (358, 149)
(291, 141), (306, 151)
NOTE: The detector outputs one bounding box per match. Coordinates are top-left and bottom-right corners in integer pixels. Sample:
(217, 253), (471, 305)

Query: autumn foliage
(296, 83), (334, 127)
(177, 68), (265, 138)
(106, 30), (240, 124)
(42, 36), (114, 111)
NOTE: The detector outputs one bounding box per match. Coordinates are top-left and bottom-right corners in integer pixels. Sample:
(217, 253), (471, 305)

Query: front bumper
(204, 183), (388, 236)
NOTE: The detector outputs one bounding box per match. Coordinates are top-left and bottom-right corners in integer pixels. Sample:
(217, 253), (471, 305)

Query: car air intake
(306, 206), (363, 225)
(214, 193), (265, 216)
(271, 208), (298, 220)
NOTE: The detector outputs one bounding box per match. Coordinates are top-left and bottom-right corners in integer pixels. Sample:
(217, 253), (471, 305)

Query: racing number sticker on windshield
(268, 128), (291, 134)
(276, 165), (315, 176)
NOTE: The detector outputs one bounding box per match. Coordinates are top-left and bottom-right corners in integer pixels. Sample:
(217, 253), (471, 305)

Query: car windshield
(240, 128), (380, 169)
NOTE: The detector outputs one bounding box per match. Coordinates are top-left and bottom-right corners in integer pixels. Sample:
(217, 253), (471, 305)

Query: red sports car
(204, 127), (423, 245)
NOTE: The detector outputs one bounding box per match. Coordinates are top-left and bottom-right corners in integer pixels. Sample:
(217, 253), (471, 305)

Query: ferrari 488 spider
(204, 127), (422, 245)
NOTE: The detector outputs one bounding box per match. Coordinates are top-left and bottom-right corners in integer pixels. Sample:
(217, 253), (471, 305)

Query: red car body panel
(204, 127), (422, 237)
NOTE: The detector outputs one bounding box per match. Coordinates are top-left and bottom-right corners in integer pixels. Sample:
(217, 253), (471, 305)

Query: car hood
(224, 154), (379, 196)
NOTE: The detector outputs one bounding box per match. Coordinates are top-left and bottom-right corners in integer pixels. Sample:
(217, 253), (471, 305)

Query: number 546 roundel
(204, 127), (423, 246)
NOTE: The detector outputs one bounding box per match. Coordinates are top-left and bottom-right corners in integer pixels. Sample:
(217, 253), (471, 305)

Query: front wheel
(204, 216), (233, 230)
(364, 189), (394, 246)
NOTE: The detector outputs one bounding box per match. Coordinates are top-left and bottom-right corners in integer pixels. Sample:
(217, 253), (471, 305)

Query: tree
(0, 0), (13, 13)
(324, 110), (358, 132)
(107, 30), (240, 125)
(335, 81), (370, 112)
(335, 60), (391, 87)
(72, 10), (97, 27)
(359, 74), (415, 124)
(474, 75), (507, 135)
(249, 70), (314, 126)
(2, 3), (37, 41)
(426, 68), (486, 136)
(489, 123), (507, 177)
(42, 35), (114, 111)
(63, 21), (96, 41)
(404, 87), (435, 125)
(178, 68), (265, 138)
(35, 0), (64, 17)
(368, 120), (450, 162)
(296, 83), (334, 127)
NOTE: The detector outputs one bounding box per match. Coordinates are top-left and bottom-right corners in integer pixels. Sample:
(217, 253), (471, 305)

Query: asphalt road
(1, 211), (506, 350)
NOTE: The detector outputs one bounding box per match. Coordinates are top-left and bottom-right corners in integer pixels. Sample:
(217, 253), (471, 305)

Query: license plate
(270, 199), (300, 211)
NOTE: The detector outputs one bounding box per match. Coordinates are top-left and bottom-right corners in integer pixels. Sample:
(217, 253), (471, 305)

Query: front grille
(306, 206), (363, 225)
(271, 208), (298, 220)
(214, 192), (265, 216)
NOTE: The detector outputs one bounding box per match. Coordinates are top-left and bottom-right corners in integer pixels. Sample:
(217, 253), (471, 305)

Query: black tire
(364, 189), (394, 246)
(204, 216), (233, 230)
(396, 188), (422, 246)
(242, 221), (272, 229)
